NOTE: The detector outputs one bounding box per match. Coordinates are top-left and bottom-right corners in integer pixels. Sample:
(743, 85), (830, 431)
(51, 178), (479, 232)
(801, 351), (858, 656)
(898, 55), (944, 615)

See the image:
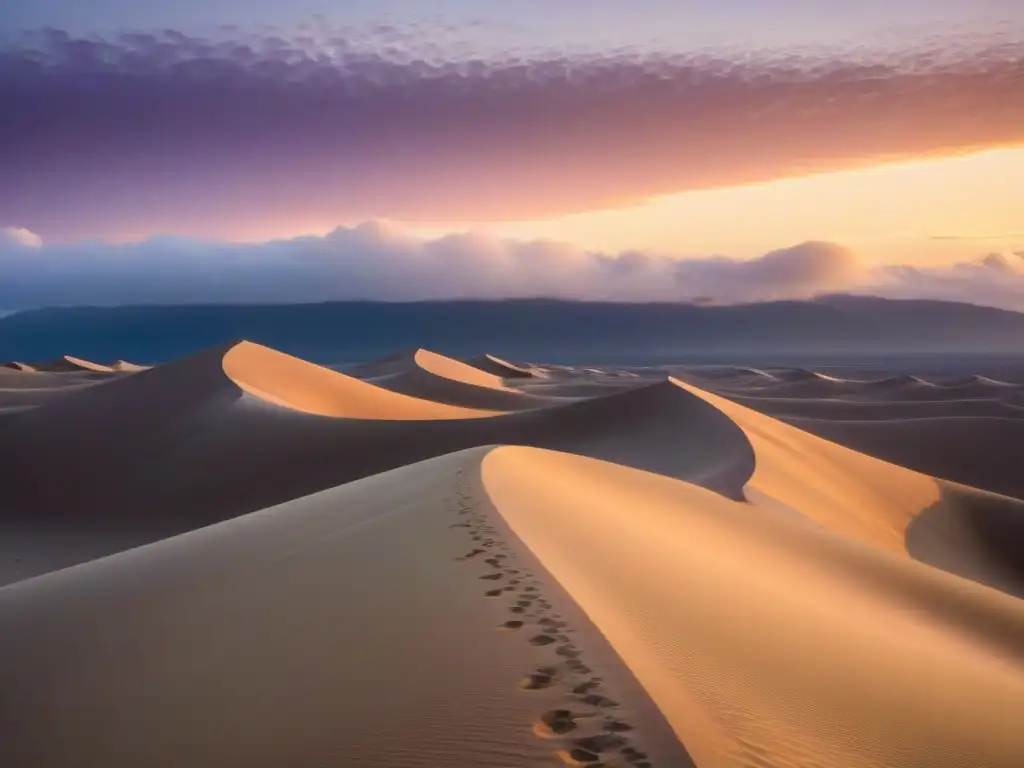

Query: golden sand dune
(1, 443), (1022, 768)
(787, 415), (1024, 504)
(1, 342), (1023, 767)
(0, 354), (753, 583)
(484, 447), (1024, 768)
(354, 348), (562, 410)
(223, 341), (494, 419)
(678, 381), (1024, 594)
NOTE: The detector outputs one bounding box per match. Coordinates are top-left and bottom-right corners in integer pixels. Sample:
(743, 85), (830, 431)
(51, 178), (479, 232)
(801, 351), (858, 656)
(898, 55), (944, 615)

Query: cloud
(1, 28), (1022, 241)
(0, 223), (868, 309)
(865, 251), (1024, 309)
(3, 222), (1023, 311)
(0, 226), (43, 249)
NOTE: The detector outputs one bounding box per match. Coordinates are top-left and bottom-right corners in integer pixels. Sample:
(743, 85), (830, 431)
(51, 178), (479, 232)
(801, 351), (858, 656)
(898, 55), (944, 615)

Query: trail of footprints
(451, 468), (653, 768)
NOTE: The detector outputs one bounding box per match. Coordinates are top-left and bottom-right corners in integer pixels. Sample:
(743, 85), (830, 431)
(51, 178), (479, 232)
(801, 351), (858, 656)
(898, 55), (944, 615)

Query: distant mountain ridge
(2, 295), (1023, 365)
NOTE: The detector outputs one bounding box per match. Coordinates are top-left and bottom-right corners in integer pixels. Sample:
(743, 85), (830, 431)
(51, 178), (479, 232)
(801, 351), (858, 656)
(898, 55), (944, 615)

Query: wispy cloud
(2, 28), (1022, 241)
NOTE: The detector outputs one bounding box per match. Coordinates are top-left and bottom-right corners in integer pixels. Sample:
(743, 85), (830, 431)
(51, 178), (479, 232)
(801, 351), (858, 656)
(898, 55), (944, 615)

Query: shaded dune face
(466, 353), (541, 380)
(1, 342), (1024, 768)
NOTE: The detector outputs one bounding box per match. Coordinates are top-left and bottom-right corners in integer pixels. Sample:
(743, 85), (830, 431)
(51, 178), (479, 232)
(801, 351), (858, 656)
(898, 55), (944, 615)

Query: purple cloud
(1, 28), (1022, 241)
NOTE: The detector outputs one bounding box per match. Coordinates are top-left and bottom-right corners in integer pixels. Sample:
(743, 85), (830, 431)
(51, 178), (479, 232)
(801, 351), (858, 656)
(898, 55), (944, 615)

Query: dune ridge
(31, 355), (114, 374)
(354, 348), (562, 410)
(468, 353), (542, 379)
(223, 341), (495, 419)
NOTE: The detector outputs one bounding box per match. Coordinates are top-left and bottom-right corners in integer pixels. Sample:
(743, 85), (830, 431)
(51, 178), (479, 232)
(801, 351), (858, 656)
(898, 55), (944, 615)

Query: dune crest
(223, 341), (495, 419)
(32, 355), (113, 373)
(353, 348), (560, 410)
(468, 353), (542, 379)
(110, 359), (149, 372)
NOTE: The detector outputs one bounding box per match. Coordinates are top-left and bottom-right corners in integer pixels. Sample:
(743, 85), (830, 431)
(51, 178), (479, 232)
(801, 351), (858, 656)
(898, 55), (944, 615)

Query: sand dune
(0, 448), (685, 768)
(31, 355), (114, 374)
(2, 361), (37, 372)
(110, 359), (150, 372)
(484, 447), (1024, 768)
(468, 353), (542, 379)
(348, 348), (563, 410)
(786, 415), (1024, 501)
(223, 341), (494, 419)
(0, 353), (752, 583)
(2, 443), (1022, 767)
(724, 393), (1024, 421)
(2, 342), (1023, 767)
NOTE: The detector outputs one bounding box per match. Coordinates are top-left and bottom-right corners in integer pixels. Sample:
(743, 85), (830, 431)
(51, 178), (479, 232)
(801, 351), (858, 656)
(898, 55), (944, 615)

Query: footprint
(484, 557), (504, 568)
(456, 548), (486, 561)
(572, 680), (602, 695)
(605, 721), (633, 734)
(501, 620), (525, 630)
(509, 606), (526, 614)
(518, 670), (555, 690)
(575, 734), (627, 754)
(534, 709), (578, 737)
(485, 589), (504, 597)
(479, 573), (503, 581)
(556, 748), (600, 766)
(516, 599), (533, 608)
(580, 693), (618, 708)
(529, 634), (558, 647)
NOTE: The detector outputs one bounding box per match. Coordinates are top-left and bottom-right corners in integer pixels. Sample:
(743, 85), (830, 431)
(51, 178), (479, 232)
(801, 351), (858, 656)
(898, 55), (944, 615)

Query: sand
(468, 353), (544, 379)
(1, 342), (1023, 767)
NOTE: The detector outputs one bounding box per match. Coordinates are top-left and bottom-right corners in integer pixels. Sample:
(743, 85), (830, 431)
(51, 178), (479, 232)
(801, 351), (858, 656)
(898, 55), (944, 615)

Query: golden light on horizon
(433, 145), (1024, 265)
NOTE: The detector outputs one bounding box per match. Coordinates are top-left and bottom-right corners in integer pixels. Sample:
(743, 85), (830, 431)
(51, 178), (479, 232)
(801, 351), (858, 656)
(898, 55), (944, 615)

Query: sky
(1, 1), (1023, 309)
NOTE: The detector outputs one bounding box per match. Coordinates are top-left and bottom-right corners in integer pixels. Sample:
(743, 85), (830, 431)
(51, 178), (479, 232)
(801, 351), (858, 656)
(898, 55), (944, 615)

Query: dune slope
(0, 447), (688, 768)
(483, 447), (1024, 768)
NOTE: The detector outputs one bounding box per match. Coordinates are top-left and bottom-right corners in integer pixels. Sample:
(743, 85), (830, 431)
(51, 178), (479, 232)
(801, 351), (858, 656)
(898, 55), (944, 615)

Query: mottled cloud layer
(2, 222), (1022, 311)
(2, 28), (1022, 241)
